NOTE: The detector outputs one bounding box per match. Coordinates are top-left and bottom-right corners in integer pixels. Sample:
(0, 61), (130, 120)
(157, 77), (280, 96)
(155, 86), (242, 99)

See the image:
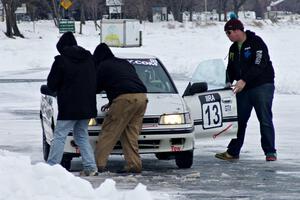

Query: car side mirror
(183, 82), (208, 96)
(40, 85), (57, 97)
(190, 82), (208, 94)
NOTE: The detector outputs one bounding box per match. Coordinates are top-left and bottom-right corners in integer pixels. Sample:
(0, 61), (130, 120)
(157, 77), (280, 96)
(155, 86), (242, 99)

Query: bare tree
(50, 0), (60, 27)
(22, 0), (50, 20)
(26, 0), (38, 21)
(182, 0), (196, 21)
(217, 0), (229, 21)
(1, 0), (23, 38)
(133, 0), (148, 22)
(77, 0), (85, 34)
(1, 1), (4, 21)
(124, 0), (149, 22)
(1, 0), (13, 37)
(164, 0), (208, 22)
(232, 0), (248, 17)
(85, 0), (102, 30)
(252, 0), (264, 18)
(278, 0), (300, 14)
(167, 0), (185, 22)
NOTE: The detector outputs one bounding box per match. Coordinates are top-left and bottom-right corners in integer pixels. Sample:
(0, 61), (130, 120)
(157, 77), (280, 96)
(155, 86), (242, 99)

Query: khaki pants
(96, 93), (147, 172)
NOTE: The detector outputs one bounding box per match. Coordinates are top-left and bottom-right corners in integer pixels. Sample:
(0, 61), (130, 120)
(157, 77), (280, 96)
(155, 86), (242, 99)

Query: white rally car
(40, 55), (238, 170)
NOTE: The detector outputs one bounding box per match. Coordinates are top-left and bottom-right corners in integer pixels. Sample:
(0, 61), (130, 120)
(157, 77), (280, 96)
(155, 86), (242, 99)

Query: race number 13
(202, 102), (222, 129)
(199, 93), (223, 129)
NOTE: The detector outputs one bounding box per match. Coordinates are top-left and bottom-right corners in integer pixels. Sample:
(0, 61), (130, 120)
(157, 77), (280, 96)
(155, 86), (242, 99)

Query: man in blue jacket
(46, 32), (98, 175)
(215, 17), (277, 161)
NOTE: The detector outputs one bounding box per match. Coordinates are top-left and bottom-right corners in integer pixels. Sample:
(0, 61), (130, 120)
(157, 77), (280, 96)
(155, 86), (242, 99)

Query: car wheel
(175, 150), (193, 169)
(155, 152), (173, 160)
(61, 154), (72, 171)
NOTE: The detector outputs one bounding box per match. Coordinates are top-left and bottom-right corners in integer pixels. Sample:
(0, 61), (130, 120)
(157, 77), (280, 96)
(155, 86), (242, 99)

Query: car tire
(61, 154), (72, 171)
(155, 152), (173, 160)
(175, 150), (193, 169)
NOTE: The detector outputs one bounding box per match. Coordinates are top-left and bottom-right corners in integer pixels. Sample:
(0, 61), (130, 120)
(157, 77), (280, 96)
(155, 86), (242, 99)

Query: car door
(40, 85), (57, 143)
(183, 59), (238, 138)
(40, 95), (55, 142)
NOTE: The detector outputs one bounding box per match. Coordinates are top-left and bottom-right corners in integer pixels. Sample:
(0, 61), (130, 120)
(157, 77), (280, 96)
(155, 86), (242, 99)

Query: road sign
(60, 0), (72, 10)
(59, 19), (75, 33)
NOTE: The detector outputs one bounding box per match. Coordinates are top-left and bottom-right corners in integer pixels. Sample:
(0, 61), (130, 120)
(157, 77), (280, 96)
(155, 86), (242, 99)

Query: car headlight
(159, 113), (191, 125)
(88, 118), (97, 126)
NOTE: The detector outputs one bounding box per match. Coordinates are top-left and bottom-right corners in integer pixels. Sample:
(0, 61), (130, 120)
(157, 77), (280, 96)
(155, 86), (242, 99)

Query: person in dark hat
(93, 43), (147, 173)
(224, 15), (244, 33)
(46, 32), (98, 176)
(215, 14), (277, 162)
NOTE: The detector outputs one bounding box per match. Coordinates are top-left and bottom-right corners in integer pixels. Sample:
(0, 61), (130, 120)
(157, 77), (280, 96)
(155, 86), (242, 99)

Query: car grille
(96, 117), (159, 124)
(143, 117), (159, 124)
(70, 139), (160, 150)
(113, 140), (160, 150)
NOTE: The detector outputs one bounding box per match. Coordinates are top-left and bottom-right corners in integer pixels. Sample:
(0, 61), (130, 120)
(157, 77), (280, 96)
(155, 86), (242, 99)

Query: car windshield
(191, 59), (227, 90)
(127, 58), (176, 93)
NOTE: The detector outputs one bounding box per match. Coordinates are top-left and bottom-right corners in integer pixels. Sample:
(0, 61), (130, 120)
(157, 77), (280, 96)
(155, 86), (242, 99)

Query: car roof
(115, 53), (157, 59)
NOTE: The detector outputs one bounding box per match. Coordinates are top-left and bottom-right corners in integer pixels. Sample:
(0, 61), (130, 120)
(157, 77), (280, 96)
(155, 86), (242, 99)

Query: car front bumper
(63, 126), (195, 155)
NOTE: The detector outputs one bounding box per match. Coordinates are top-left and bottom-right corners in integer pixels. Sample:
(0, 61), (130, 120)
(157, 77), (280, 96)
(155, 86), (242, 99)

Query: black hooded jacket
(226, 30), (275, 90)
(93, 43), (147, 104)
(47, 32), (97, 120)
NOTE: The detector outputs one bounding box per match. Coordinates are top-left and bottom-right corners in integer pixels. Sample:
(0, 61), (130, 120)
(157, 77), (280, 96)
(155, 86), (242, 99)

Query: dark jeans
(227, 83), (276, 156)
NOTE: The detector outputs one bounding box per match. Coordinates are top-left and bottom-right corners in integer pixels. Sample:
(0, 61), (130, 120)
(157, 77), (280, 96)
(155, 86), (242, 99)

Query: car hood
(145, 93), (185, 116)
(96, 93), (185, 117)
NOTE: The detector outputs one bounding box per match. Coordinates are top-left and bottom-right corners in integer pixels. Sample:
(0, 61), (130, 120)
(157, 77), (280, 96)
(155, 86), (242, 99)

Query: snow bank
(0, 150), (155, 200)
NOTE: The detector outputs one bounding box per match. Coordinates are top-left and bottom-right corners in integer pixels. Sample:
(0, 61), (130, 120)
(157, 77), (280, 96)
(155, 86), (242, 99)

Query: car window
(191, 59), (227, 90)
(127, 59), (176, 93)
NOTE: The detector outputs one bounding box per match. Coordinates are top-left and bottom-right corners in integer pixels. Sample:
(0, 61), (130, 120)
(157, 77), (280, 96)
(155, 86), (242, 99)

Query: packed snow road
(0, 80), (300, 200)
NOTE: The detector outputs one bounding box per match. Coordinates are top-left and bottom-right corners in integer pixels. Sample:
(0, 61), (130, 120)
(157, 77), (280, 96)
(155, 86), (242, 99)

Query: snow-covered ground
(1, 20), (300, 199)
(1, 20), (300, 94)
(0, 151), (156, 200)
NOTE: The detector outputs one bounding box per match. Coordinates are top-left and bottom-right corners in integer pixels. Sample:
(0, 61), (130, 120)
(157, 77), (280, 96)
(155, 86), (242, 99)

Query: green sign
(59, 19), (75, 33)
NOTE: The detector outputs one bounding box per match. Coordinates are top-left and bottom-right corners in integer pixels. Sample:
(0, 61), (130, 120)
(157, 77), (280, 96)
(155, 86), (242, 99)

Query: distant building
(265, 10), (295, 21)
(152, 7), (168, 22)
(264, 0), (292, 21)
(182, 10), (256, 23)
(238, 11), (256, 20)
(182, 11), (218, 22)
